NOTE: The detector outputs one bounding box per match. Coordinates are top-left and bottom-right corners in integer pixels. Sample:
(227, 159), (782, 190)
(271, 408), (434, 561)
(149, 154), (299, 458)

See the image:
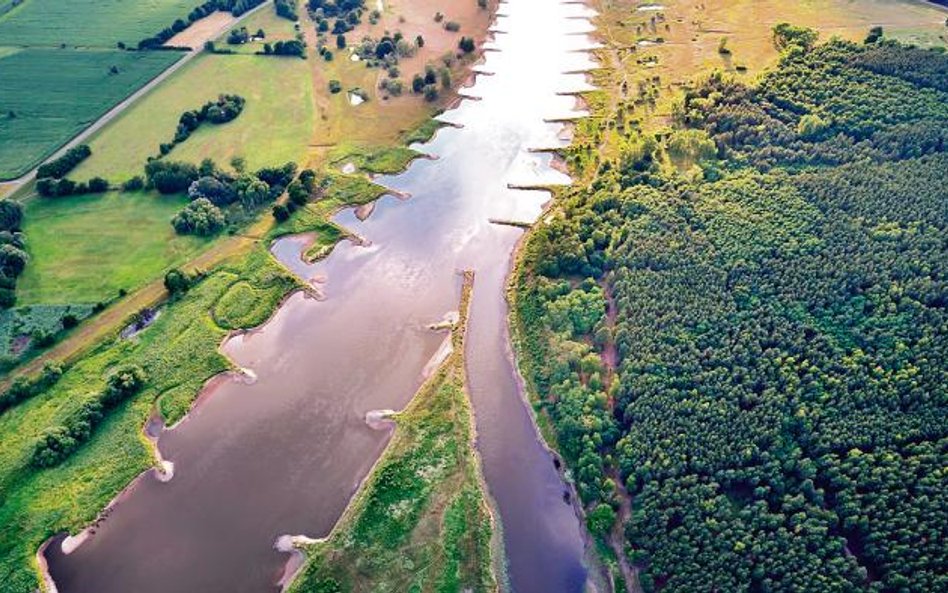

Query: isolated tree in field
(164, 269), (191, 295)
(458, 36), (475, 54)
(171, 198), (225, 236)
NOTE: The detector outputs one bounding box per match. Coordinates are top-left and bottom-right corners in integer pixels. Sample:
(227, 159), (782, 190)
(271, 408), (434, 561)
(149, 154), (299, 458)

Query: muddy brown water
(46, 2), (600, 592)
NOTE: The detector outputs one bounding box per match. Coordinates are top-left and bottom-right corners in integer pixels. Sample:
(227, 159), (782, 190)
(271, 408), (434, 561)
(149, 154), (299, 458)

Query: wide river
(46, 1), (599, 591)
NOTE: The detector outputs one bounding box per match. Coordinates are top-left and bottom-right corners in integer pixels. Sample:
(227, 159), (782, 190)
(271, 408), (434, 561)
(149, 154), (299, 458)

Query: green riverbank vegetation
(0, 135), (424, 590)
(513, 21), (948, 593)
(289, 271), (498, 593)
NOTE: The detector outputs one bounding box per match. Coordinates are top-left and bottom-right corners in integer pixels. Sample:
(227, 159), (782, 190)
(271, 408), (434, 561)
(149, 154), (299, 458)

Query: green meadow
(72, 52), (315, 182)
(16, 191), (211, 305)
(0, 48), (180, 179)
(0, 0), (202, 47)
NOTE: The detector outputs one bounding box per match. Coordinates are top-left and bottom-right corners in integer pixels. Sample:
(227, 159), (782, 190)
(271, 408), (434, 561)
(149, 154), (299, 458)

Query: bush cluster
(36, 145), (91, 179)
(30, 365), (147, 468)
(0, 362), (63, 414)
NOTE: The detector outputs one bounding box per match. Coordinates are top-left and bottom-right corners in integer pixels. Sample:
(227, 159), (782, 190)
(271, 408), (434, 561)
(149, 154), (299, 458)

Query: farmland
(0, 48), (181, 179)
(0, 0), (202, 48)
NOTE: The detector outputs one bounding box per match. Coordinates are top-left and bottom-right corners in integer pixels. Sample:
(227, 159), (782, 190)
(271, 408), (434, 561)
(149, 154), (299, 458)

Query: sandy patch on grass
(165, 11), (238, 49)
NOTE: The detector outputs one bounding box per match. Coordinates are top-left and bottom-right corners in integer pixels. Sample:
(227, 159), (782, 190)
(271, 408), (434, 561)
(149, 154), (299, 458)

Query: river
(45, 1), (599, 591)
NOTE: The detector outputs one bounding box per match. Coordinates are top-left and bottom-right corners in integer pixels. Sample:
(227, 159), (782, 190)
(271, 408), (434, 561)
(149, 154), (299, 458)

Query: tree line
(30, 365), (146, 468)
(157, 94), (246, 158)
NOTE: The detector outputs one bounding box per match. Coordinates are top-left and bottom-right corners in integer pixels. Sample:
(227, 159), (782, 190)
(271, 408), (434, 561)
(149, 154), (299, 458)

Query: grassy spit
(288, 271), (498, 593)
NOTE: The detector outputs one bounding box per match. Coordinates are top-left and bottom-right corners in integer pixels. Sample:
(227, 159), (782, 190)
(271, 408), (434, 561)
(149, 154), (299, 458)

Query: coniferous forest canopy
(515, 31), (947, 593)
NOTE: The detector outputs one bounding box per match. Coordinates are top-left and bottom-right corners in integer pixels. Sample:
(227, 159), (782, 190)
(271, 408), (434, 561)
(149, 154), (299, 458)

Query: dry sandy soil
(165, 10), (238, 49)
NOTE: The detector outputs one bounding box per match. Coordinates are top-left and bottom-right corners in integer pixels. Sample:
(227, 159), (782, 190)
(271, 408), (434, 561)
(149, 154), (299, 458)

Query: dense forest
(515, 31), (947, 592)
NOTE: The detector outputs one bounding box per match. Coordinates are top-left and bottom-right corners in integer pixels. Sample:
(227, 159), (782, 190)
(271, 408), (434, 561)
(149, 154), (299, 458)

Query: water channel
(46, 1), (600, 591)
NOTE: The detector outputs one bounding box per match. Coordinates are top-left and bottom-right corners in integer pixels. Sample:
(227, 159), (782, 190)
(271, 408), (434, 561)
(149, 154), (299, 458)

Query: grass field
(16, 191), (211, 305)
(0, 0), (204, 48)
(290, 272), (497, 593)
(71, 52), (315, 182)
(0, 48), (181, 180)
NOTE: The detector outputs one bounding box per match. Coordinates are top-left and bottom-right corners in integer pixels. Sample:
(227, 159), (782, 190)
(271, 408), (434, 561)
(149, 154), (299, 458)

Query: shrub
(171, 198), (225, 235)
(188, 175), (237, 206)
(0, 199), (23, 232)
(272, 204), (290, 222)
(101, 365), (147, 407)
(146, 160), (199, 194)
(164, 268), (192, 295)
(36, 145), (91, 179)
(255, 162), (297, 188)
(458, 36), (475, 54)
(0, 244), (28, 278)
(122, 176), (145, 191)
(87, 177), (109, 193)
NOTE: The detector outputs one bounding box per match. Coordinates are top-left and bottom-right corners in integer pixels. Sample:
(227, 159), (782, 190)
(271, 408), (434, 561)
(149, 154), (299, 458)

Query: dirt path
(0, 1), (272, 191)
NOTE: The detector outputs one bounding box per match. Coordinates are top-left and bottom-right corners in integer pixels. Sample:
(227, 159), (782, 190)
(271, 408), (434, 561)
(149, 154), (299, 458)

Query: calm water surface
(46, 1), (599, 591)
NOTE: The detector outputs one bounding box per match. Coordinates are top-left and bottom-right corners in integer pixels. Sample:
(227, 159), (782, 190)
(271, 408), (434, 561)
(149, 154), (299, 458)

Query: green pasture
(72, 52), (314, 182)
(16, 191), (211, 305)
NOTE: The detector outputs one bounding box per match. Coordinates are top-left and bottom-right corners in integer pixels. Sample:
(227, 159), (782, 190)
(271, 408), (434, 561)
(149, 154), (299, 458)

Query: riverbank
(286, 271), (498, 593)
(0, 4), (504, 586)
(0, 126), (467, 593)
(507, 0), (948, 592)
